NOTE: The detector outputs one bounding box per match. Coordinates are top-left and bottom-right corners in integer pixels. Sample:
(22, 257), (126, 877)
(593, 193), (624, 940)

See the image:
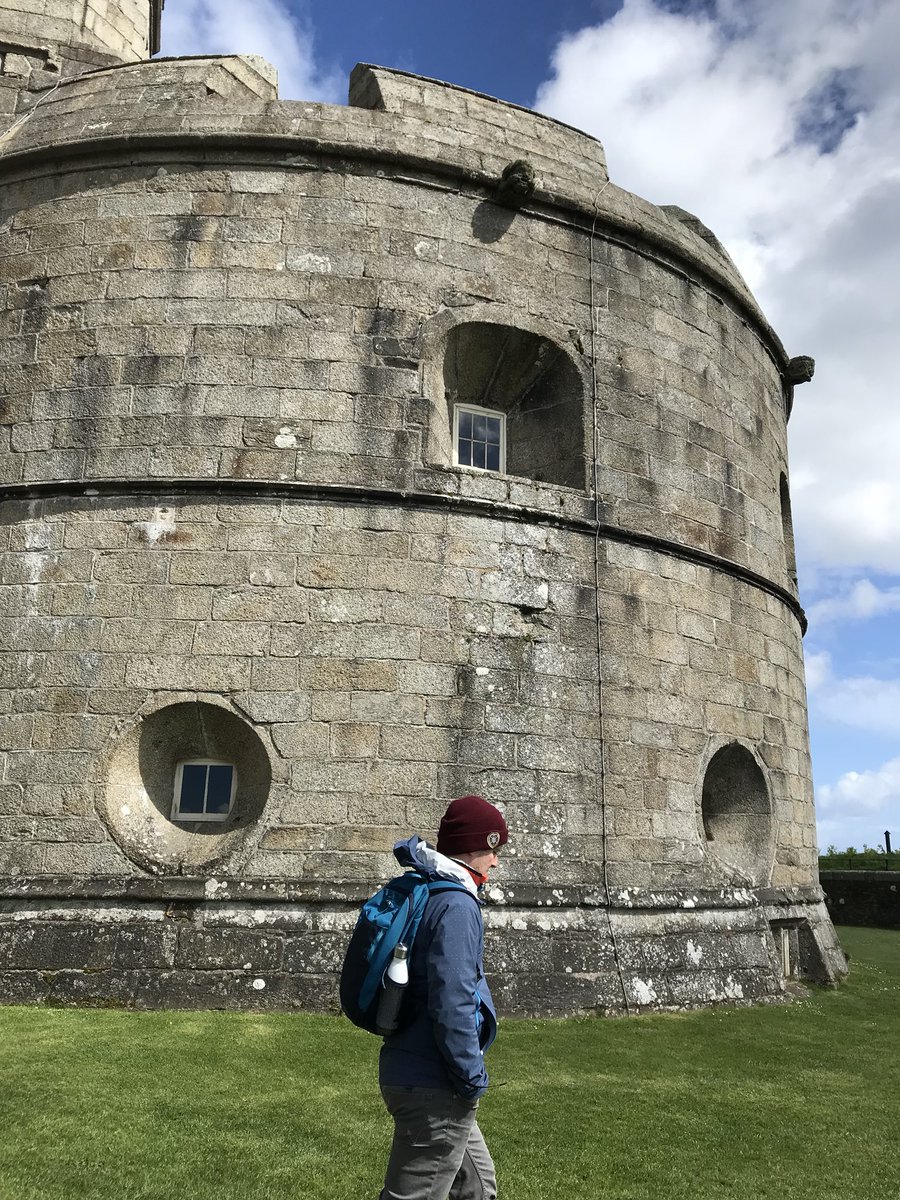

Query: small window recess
(771, 921), (800, 979)
(779, 925), (792, 976)
(779, 473), (798, 588)
(453, 404), (506, 474)
(172, 759), (236, 823)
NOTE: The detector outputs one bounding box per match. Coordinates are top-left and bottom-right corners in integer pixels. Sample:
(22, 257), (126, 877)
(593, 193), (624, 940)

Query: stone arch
(419, 305), (589, 489)
(699, 741), (774, 885)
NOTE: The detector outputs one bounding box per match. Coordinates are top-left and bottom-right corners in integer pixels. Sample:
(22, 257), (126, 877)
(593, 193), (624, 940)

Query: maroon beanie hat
(437, 795), (509, 856)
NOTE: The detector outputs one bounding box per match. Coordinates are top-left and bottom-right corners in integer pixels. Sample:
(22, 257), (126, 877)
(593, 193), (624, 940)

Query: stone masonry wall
(0, 493), (814, 887)
(0, 885), (828, 1014)
(0, 144), (814, 884)
(0, 153), (794, 591)
(0, 0), (155, 74)
(821, 871), (900, 930)
(0, 52), (845, 1012)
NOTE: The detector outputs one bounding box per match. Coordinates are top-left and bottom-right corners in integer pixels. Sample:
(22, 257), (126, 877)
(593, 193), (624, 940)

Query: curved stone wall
(0, 151), (795, 590)
(0, 53), (846, 1013)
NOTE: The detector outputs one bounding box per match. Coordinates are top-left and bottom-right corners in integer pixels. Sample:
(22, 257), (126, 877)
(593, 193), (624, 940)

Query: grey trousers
(379, 1085), (497, 1200)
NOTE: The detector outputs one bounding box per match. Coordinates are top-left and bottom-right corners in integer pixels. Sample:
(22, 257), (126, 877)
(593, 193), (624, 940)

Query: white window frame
(452, 403), (506, 474)
(171, 759), (237, 823)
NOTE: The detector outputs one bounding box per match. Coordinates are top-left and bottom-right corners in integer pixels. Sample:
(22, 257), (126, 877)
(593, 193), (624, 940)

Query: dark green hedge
(819, 852), (900, 872)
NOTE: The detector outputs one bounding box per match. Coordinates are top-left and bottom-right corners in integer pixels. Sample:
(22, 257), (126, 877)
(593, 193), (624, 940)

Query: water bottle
(375, 943), (409, 1036)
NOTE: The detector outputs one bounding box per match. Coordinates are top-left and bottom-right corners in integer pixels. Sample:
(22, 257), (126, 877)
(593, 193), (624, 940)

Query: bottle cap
(394, 943), (408, 960)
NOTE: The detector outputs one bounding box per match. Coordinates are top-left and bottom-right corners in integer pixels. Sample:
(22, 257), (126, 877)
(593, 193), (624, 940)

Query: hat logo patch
(487, 831), (501, 849)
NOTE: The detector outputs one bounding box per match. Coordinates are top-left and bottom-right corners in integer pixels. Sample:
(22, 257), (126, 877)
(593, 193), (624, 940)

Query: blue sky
(160, 0), (900, 853)
(297, 0), (615, 106)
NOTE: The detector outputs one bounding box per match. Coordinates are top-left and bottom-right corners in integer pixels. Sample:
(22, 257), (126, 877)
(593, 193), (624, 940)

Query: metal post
(886, 830), (892, 855)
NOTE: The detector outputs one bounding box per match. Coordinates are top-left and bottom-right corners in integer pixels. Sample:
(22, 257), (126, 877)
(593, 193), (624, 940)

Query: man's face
(464, 847), (500, 877)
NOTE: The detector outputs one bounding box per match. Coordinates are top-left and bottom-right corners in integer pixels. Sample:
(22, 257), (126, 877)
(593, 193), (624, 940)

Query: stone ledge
(0, 875), (823, 911)
(0, 477), (808, 631)
(0, 875), (367, 904)
(757, 883), (824, 905)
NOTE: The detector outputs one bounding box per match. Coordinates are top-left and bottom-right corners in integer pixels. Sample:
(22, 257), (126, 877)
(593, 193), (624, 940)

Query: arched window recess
(441, 321), (586, 489)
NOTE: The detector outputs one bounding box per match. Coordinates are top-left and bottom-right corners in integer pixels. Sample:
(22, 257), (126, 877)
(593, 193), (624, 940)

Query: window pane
(455, 407), (504, 473)
(179, 765), (206, 814)
(206, 765), (234, 815)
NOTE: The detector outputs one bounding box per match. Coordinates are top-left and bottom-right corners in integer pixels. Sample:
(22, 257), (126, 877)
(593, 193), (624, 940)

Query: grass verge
(0, 925), (897, 1200)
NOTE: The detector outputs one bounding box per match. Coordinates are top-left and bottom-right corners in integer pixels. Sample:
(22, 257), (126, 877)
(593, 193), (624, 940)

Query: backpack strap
(426, 879), (479, 901)
(362, 878), (476, 1007)
(408, 879), (481, 976)
(356, 873), (430, 1012)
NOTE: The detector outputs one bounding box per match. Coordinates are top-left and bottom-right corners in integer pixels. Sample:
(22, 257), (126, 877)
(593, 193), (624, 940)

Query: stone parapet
(348, 63), (610, 205)
(0, 0), (159, 80)
(0, 57), (783, 362)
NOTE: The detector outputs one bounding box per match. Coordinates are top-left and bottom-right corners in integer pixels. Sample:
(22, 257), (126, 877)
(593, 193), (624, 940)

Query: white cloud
(819, 757), (900, 814)
(804, 649), (833, 694)
(535, 0), (900, 575)
(807, 577), (900, 625)
(818, 756), (900, 850)
(821, 677), (900, 735)
(815, 813), (893, 853)
(803, 649), (900, 735)
(159, 0), (341, 102)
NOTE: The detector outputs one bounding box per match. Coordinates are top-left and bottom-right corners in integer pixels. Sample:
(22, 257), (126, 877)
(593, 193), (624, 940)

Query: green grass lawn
(1, 925), (897, 1200)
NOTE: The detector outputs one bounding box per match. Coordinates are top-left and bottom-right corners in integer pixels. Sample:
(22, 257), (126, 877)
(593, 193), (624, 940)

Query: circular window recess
(700, 743), (773, 885)
(100, 701), (272, 874)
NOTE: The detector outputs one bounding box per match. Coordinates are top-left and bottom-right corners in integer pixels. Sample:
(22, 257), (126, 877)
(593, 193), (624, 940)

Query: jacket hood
(393, 835), (479, 895)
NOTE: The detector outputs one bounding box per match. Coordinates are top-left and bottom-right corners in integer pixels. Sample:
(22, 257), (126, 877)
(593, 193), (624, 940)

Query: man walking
(378, 793), (508, 1200)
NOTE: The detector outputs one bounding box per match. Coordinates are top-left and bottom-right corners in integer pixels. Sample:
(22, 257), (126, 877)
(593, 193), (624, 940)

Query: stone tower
(0, 0), (161, 83)
(0, 3), (846, 1012)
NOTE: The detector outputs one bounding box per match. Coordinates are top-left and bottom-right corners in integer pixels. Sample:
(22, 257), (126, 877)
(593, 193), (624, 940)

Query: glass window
(453, 404), (505, 473)
(172, 760), (236, 822)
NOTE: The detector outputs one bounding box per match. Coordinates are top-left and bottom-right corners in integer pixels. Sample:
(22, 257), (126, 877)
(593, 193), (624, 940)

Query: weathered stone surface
(0, 923), (118, 969)
(821, 871), (900, 930)
(0, 0), (162, 80)
(0, 892), (840, 1016)
(0, 29), (844, 1014)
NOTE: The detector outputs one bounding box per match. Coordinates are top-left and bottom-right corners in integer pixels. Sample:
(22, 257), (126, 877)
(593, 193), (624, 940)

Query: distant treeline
(819, 845), (900, 872)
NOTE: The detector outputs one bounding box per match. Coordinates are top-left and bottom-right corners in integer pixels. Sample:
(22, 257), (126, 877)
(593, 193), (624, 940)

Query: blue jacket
(378, 836), (498, 1100)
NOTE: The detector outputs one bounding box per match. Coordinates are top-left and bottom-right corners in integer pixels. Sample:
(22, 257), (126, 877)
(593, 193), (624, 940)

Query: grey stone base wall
(0, 878), (846, 1015)
(821, 871), (900, 930)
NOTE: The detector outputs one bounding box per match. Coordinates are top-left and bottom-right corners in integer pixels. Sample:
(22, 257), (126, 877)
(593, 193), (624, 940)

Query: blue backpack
(339, 870), (471, 1033)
